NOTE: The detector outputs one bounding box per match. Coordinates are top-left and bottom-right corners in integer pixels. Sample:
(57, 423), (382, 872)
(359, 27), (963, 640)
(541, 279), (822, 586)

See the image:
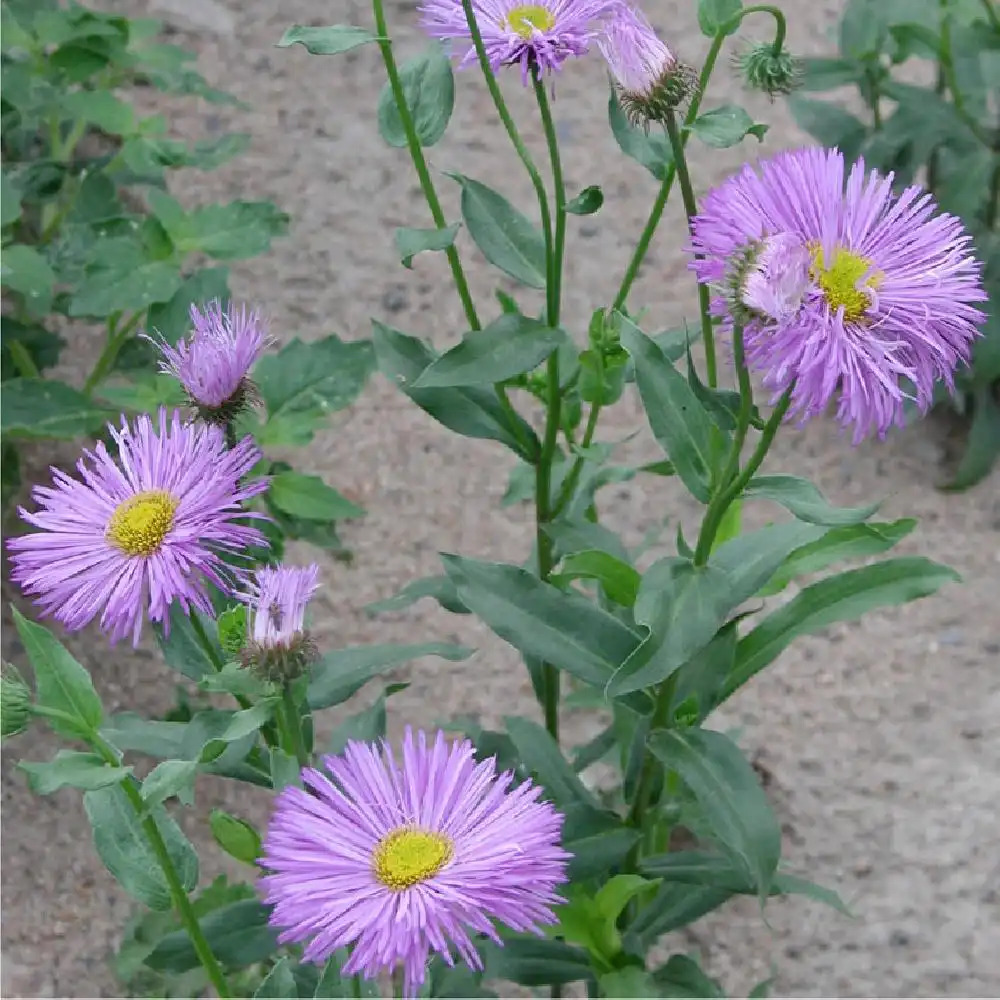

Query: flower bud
(599, 2), (697, 127)
(239, 565), (321, 684)
(1, 664), (32, 740)
(734, 41), (802, 99)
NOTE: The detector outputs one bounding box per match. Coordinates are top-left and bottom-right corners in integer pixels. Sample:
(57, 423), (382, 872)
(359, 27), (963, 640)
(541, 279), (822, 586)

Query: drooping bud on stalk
(598, 2), (697, 127)
(239, 564), (321, 684)
(734, 40), (802, 99)
(1, 664), (32, 740)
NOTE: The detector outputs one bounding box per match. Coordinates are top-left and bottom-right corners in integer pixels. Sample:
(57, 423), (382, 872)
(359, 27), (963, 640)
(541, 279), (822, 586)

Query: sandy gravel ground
(2, 0), (999, 996)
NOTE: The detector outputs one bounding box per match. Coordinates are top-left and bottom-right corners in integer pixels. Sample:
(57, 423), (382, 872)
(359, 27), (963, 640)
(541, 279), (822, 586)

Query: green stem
(535, 352), (562, 742)
(457, 0), (553, 263)
(663, 110), (717, 388)
(624, 674), (678, 873)
(693, 385), (793, 566)
(980, 0), (1000, 30)
(552, 399), (601, 519)
(188, 611), (265, 727)
(532, 74), (567, 327)
(224, 423), (238, 450)
(280, 684), (309, 767)
(83, 311), (143, 395)
(370, 0), (480, 332)
(613, 4), (787, 312)
(939, 14), (993, 147)
(612, 31), (724, 311)
(91, 736), (231, 998)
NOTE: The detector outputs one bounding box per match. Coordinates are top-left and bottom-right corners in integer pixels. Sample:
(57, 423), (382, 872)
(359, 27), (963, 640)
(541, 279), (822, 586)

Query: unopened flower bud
(239, 565), (321, 684)
(599, 2), (698, 127)
(146, 300), (272, 427)
(726, 233), (812, 325)
(1, 664), (32, 739)
(734, 41), (802, 99)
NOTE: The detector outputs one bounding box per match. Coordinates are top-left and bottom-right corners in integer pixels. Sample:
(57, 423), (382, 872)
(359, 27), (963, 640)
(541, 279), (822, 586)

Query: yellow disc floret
(810, 244), (881, 323)
(106, 490), (178, 556)
(503, 4), (556, 38)
(372, 827), (453, 890)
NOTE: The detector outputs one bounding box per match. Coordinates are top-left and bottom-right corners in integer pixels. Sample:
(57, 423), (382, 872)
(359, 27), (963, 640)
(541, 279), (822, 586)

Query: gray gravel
(3, 0), (999, 996)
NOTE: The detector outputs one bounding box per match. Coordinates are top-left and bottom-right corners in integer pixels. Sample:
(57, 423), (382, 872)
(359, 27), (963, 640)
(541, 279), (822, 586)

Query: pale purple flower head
(259, 728), (569, 997)
(149, 300), (270, 420)
(419, 0), (616, 81)
(688, 146), (987, 442)
(598, 2), (694, 122)
(239, 564), (320, 681)
(8, 409), (269, 646)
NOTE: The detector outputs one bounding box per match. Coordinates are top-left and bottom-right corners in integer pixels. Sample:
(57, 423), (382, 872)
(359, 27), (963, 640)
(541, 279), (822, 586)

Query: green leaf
(84, 783), (198, 911)
(255, 334), (375, 428)
(146, 899), (278, 972)
(482, 935), (592, 987)
(545, 517), (630, 563)
(13, 610), (103, 738)
(788, 97), (867, 161)
(798, 56), (866, 91)
(269, 470), (365, 521)
(1, 244), (56, 314)
(377, 42), (454, 148)
(255, 957), (298, 998)
(627, 881), (733, 947)
(557, 550), (640, 607)
(269, 747), (302, 790)
(209, 809), (262, 866)
(146, 267), (230, 346)
(327, 689), (394, 754)
(372, 320), (538, 460)
(395, 223), (460, 269)
(641, 849), (851, 914)
(308, 643), (473, 710)
(19, 751), (130, 794)
(441, 555), (642, 691)
(276, 24), (379, 55)
(69, 257), (181, 318)
(691, 105), (766, 147)
(154, 605), (223, 681)
(698, 0), (743, 35)
(449, 174), (546, 288)
(140, 759), (198, 808)
(149, 192), (289, 261)
(217, 605), (248, 658)
(600, 968), (658, 998)
(944, 387), (1000, 490)
(566, 185), (603, 215)
(61, 89), (134, 133)
(619, 314), (713, 502)
(413, 313), (566, 387)
(743, 474), (879, 526)
(565, 825), (641, 881)
(1, 378), (112, 439)
(220, 700), (278, 743)
(505, 715), (600, 810)
(727, 556), (961, 701)
(653, 955), (726, 998)
(839, 0), (889, 58)
(595, 873), (661, 926)
(649, 728), (781, 898)
(758, 519), (917, 596)
(2, 171), (23, 226)
(365, 574), (469, 616)
(608, 90), (672, 179)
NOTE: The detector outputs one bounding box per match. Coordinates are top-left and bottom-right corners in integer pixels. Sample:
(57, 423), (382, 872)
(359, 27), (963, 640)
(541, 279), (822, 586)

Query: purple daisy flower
(239, 564), (321, 682)
(418, 0), (616, 80)
(149, 300), (270, 421)
(599, 2), (696, 123)
(8, 409), (269, 646)
(688, 146), (987, 441)
(259, 728), (569, 997)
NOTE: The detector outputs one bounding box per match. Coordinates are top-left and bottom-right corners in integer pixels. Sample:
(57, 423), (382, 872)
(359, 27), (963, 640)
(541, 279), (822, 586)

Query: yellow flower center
(372, 827), (453, 891)
(106, 490), (178, 556)
(810, 244), (881, 323)
(503, 4), (555, 38)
